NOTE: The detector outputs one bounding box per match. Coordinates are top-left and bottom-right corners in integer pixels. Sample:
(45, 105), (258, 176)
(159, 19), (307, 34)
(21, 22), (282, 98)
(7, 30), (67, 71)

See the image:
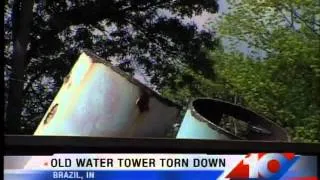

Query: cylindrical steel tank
(176, 98), (289, 141)
(33, 50), (181, 137)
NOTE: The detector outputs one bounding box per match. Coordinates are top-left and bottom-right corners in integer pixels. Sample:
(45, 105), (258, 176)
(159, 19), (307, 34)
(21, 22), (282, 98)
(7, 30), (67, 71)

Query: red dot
(267, 160), (280, 173)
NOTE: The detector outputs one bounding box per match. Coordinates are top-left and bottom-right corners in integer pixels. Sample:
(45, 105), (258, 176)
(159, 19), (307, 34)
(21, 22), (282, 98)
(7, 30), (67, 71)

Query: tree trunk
(6, 0), (34, 134)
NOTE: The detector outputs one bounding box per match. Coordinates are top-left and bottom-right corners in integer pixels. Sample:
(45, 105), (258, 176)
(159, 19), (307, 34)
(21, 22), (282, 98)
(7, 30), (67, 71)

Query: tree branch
(23, 71), (44, 96)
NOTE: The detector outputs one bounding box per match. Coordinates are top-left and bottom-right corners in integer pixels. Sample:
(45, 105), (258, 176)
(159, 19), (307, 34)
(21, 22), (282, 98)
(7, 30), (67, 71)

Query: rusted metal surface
(176, 98), (289, 141)
(33, 50), (181, 137)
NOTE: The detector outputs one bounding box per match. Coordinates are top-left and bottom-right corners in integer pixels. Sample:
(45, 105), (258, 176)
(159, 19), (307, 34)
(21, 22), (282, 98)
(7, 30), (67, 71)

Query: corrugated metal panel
(34, 50), (181, 137)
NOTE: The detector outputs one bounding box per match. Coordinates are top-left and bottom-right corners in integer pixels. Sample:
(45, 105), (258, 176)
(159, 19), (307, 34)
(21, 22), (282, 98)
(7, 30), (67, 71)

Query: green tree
(162, 0), (320, 142)
(213, 0), (320, 142)
(4, 0), (219, 134)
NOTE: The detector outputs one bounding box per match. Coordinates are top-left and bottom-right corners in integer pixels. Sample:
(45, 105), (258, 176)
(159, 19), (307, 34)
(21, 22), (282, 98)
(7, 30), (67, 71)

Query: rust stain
(125, 89), (150, 136)
(83, 50), (181, 110)
(63, 73), (71, 89)
(43, 104), (58, 125)
(79, 58), (96, 85)
(136, 90), (150, 113)
(36, 52), (181, 137)
(44, 56), (95, 131)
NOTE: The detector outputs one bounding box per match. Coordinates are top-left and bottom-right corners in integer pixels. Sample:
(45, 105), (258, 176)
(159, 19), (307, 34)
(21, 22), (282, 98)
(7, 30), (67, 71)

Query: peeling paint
(34, 50), (181, 137)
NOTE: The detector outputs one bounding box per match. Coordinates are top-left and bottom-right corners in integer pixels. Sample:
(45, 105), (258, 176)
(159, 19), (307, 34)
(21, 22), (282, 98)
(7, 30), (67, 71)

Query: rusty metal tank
(33, 50), (181, 137)
(176, 98), (289, 141)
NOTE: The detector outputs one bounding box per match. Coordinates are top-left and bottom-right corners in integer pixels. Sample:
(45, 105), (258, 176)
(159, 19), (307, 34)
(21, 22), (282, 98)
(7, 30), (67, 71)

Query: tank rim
(188, 98), (290, 142)
(80, 49), (182, 109)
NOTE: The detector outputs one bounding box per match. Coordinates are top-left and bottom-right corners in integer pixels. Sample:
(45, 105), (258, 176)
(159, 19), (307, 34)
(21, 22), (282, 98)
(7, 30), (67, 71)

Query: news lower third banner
(4, 153), (318, 180)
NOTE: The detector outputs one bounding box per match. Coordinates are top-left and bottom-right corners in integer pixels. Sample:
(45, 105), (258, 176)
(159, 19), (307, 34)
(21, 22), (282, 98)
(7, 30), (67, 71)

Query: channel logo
(226, 153), (299, 179)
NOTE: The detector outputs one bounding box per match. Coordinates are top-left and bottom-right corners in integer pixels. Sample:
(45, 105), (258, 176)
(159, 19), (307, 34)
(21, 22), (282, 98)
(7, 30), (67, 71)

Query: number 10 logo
(226, 153), (299, 179)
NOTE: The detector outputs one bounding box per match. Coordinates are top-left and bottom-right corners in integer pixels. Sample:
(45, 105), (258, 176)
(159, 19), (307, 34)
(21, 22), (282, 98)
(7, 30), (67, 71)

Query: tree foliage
(214, 0), (320, 142)
(163, 0), (320, 142)
(4, 0), (219, 134)
(5, 0), (319, 143)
